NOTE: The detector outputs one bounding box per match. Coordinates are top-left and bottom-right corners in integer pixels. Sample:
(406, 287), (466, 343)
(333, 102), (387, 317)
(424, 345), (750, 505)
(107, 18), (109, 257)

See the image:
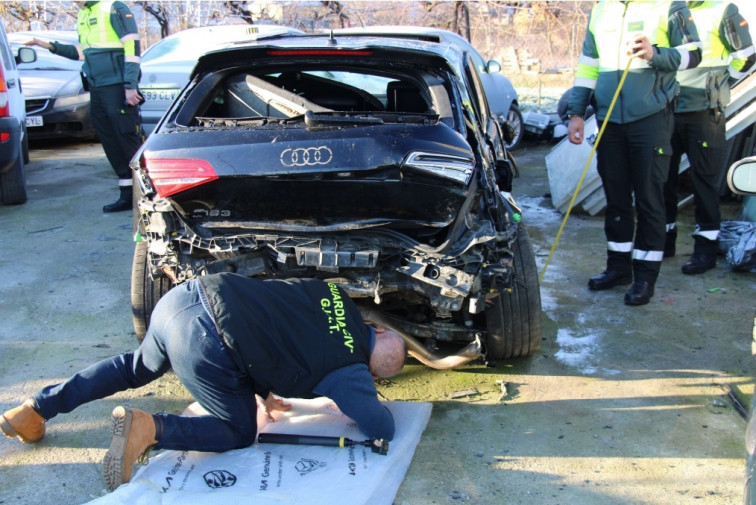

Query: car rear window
(175, 63), (457, 128)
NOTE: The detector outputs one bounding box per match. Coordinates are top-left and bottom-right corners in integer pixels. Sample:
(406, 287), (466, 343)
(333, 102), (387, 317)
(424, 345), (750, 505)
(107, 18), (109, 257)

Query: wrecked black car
(130, 33), (541, 368)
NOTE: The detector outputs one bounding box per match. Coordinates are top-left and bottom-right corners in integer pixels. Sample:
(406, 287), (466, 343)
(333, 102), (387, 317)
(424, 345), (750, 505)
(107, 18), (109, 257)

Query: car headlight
(402, 151), (475, 185)
(53, 92), (90, 109)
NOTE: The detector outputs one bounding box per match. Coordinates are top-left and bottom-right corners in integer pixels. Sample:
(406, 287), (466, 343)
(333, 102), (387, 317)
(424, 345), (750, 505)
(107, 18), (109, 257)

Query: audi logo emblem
(280, 146), (333, 167)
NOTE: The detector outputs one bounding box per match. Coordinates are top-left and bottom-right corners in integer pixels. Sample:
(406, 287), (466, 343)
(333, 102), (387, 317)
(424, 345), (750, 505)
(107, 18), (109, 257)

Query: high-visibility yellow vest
(677, 1), (752, 111)
(571, 1), (701, 123)
(77, 1), (123, 51)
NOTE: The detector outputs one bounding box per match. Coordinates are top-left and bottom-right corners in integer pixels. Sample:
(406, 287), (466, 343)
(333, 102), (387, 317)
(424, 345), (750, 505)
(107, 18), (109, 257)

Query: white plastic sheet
(88, 398), (432, 505)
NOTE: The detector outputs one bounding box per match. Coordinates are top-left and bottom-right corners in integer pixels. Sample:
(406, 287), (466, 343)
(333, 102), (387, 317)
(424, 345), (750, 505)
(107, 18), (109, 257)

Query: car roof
(192, 32), (465, 76)
(8, 30), (79, 44)
(331, 26), (487, 59)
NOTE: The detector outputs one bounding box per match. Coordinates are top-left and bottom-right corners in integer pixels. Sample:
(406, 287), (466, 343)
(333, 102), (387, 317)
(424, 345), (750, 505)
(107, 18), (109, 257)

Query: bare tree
(452, 1), (471, 41)
(0, 0), (74, 30)
(136, 2), (170, 39)
(321, 1), (350, 28)
(222, 1), (260, 24)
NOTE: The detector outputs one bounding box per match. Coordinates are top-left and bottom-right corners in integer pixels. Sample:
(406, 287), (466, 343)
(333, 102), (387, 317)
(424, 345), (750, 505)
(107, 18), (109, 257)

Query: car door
(463, 54), (507, 158)
(462, 53), (517, 191)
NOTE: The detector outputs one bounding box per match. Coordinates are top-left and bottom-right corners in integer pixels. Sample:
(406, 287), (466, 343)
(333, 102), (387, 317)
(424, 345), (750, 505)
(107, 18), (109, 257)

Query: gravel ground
(0, 137), (753, 505)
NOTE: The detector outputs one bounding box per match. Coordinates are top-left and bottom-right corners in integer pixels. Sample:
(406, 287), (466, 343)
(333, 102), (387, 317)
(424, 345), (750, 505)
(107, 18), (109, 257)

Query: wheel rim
(506, 108), (522, 148)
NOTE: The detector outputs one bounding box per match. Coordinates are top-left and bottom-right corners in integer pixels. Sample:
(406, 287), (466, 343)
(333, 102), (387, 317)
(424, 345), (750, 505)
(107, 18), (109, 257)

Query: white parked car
(0, 23), (36, 205)
(332, 26), (523, 149)
(139, 24), (303, 135)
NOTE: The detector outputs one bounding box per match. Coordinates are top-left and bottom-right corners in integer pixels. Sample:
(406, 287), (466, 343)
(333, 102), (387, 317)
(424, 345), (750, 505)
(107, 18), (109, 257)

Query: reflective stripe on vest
(78, 1), (123, 51)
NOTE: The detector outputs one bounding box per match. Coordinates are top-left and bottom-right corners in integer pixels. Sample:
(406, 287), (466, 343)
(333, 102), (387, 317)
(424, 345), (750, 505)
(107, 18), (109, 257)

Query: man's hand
(568, 116), (584, 145)
(256, 393), (292, 422)
(24, 38), (53, 51)
(124, 88), (141, 106)
(628, 34), (654, 61)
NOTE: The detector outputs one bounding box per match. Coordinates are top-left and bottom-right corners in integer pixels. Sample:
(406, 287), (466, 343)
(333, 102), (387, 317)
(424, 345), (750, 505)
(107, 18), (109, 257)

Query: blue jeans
(32, 280), (258, 452)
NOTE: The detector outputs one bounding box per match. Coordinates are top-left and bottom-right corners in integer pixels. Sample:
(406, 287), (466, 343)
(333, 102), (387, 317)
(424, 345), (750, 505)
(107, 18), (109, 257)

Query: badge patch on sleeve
(628, 21), (644, 32)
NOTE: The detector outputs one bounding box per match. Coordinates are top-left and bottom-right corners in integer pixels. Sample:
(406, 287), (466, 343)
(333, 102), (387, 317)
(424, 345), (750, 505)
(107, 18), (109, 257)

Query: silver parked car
(139, 24), (303, 136)
(7, 31), (95, 140)
(333, 26), (523, 149)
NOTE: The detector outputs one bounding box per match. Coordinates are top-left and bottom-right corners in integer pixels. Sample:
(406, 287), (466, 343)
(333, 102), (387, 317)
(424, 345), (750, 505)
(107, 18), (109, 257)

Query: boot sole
(0, 413), (44, 444)
(0, 414), (19, 439)
(682, 264), (716, 275)
(103, 406), (132, 491)
(624, 295), (652, 306)
(588, 276), (632, 291)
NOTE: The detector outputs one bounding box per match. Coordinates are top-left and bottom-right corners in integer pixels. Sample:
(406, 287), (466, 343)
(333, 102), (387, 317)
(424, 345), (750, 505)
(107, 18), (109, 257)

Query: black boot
(588, 251), (632, 290)
(663, 228), (676, 258)
(682, 236), (717, 275)
(624, 281), (655, 306)
(588, 270), (633, 290)
(103, 186), (132, 213)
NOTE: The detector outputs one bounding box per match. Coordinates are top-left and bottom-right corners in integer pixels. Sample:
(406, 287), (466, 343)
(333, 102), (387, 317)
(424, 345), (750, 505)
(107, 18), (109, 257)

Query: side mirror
(16, 46), (36, 65)
(486, 59), (502, 74)
(727, 157), (756, 196)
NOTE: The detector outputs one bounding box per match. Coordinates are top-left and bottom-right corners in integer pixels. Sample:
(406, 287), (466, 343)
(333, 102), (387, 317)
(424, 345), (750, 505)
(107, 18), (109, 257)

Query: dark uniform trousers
(663, 109), (726, 244)
(89, 83), (142, 184)
(597, 108), (674, 283)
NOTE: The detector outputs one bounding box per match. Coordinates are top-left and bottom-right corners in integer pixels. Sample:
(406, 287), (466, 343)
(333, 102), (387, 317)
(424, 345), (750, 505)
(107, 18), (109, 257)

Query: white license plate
(26, 116), (43, 127)
(142, 89), (179, 102)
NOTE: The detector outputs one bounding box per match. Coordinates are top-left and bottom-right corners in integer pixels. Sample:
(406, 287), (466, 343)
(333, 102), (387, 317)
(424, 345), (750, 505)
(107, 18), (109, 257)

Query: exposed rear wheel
(131, 240), (172, 342)
(485, 223), (542, 361)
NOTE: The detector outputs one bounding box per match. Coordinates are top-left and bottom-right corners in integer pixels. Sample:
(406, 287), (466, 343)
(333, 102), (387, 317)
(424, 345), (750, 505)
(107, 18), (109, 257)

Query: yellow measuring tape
(538, 58), (635, 284)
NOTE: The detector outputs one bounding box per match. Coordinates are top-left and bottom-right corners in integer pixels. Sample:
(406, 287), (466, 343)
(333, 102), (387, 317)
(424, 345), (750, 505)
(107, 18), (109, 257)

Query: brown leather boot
(0, 399), (46, 443)
(103, 406), (158, 491)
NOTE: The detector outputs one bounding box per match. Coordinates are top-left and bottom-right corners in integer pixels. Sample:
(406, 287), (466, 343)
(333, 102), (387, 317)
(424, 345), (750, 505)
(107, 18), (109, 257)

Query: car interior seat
(387, 81), (428, 113)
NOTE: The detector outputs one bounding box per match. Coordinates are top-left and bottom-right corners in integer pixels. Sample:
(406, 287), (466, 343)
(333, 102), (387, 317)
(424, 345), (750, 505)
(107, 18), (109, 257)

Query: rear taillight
(0, 61), (9, 119)
(142, 157), (219, 198)
(402, 151), (475, 185)
(266, 49), (373, 57)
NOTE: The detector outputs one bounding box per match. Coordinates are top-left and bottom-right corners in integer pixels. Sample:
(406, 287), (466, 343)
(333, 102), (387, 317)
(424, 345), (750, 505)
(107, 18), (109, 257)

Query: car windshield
(141, 37), (204, 64)
(142, 27), (296, 64)
(13, 45), (82, 71)
(183, 64), (455, 128)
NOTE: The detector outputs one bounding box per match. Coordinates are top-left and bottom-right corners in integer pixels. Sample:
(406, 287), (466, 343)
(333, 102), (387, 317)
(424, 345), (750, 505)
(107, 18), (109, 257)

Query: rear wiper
(304, 110), (384, 127)
(195, 116), (302, 127)
(304, 110), (439, 127)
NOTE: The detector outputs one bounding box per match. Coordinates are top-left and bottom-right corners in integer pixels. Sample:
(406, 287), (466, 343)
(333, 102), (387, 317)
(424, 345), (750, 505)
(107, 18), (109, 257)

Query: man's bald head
(369, 327), (406, 378)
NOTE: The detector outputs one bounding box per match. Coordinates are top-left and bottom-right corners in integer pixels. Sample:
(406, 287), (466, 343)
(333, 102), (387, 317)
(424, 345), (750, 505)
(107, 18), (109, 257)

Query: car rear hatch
(139, 37), (477, 236)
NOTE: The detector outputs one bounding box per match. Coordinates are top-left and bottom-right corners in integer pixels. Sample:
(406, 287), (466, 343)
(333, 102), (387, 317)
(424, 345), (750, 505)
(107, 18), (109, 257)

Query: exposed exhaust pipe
(358, 307), (484, 370)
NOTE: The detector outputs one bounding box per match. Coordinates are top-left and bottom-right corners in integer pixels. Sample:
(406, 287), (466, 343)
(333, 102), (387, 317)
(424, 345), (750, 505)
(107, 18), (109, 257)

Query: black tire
(0, 151), (28, 205)
(485, 223), (542, 361)
(504, 104), (524, 151)
(22, 126), (30, 165)
(131, 240), (172, 342)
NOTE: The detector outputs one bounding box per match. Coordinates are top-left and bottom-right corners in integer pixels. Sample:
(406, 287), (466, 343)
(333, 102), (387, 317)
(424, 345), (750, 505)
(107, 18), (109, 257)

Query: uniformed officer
(663, 1), (755, 273)
(567, 1), (702, 306)
(26, 1), (142, 213)
(1, 274), (406, 491)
